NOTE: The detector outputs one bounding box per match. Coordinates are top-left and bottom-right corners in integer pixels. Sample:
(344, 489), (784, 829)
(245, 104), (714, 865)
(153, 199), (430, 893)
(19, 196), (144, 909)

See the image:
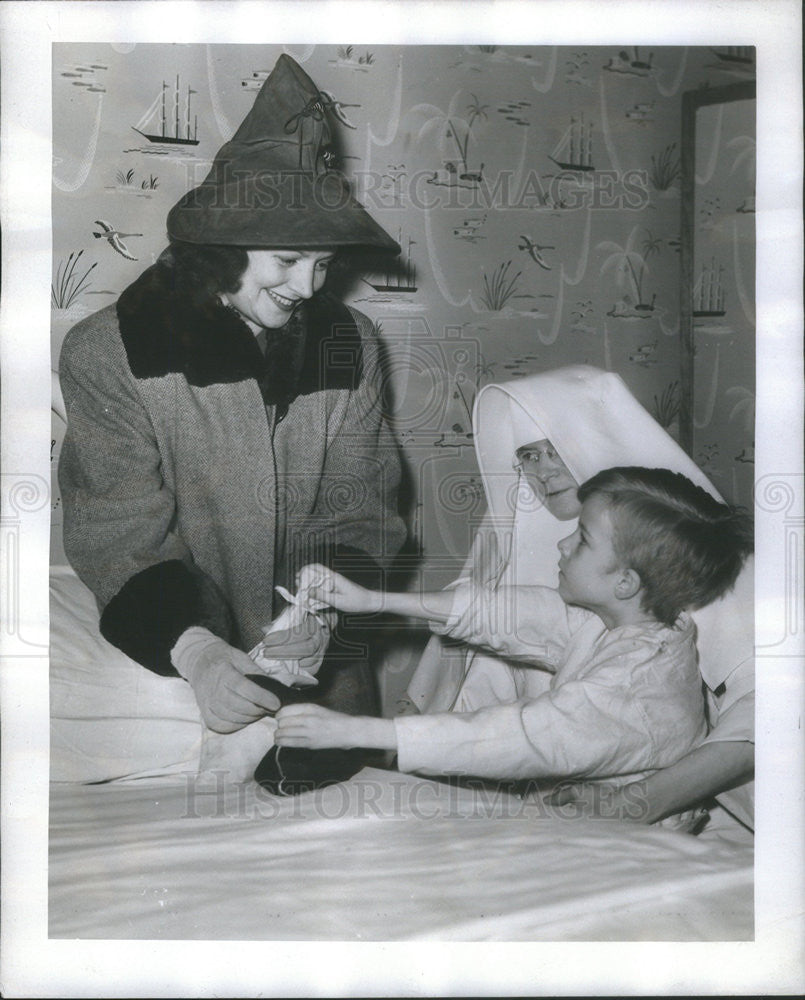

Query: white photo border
(1, 1), (803, 996)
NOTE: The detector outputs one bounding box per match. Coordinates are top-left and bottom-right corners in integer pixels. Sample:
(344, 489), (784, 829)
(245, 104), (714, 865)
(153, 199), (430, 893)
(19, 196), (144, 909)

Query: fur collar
(116, 259), (363, 410)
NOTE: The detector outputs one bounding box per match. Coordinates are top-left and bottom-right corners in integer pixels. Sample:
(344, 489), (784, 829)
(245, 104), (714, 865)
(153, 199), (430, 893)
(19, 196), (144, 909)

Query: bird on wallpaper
(92, 220), (142, 261)
(518, 235), (554, 270)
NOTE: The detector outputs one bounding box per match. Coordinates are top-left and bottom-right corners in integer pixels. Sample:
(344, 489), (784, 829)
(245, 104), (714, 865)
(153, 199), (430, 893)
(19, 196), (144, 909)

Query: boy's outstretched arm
(275, 703), (399, 751)
(299, 563), (455, 622)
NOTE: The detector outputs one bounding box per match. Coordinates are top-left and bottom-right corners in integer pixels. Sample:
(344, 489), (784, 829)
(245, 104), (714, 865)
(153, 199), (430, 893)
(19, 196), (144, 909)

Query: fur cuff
(99, 559), (236, 675)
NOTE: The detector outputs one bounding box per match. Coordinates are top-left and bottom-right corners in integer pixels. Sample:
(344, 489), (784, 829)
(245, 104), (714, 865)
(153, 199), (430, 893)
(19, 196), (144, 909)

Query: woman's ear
(614, 567), (641, 601)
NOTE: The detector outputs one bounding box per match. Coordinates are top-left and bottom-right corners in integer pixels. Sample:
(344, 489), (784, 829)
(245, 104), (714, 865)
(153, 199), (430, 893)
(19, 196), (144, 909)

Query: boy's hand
(275, 703), (357, 750)
(297, 563), (382, 614)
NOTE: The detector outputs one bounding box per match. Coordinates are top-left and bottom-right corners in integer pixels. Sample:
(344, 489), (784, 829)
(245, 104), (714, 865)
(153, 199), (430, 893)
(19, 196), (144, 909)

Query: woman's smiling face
(516, 438), (581, 520)
(224, 249), (336, 330)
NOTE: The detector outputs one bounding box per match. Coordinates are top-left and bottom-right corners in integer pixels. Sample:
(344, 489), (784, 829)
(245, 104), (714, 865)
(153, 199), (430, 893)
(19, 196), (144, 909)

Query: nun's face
(223, 249), (335, 331)
(516, 439), (581, 520)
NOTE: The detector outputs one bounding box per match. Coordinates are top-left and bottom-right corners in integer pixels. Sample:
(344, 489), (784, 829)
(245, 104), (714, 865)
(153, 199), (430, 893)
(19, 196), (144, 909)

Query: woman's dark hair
(578, 466), (753, 626)
(163, 241), (251, 302)
(162, 241), (349, 305)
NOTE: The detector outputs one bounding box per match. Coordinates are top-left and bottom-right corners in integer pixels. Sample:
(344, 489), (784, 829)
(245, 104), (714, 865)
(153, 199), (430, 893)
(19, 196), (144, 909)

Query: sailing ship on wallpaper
(548, 113), (594, 172)
(366, 231), (417, 293)
(132, 76), (200, 146)
(693, 259), (727, 317)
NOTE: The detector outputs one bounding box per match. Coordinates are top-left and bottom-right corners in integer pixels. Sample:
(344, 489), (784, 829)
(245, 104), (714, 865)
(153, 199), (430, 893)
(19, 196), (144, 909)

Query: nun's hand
(171, 627), (281, 733)
(257, 609), (337, 676)
(544, 779), (648, 823)
(544, 780), (708, 833)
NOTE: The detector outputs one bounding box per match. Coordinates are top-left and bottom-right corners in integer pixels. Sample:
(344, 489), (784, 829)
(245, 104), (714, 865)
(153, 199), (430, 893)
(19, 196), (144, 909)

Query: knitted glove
(172, 627), (281, 733)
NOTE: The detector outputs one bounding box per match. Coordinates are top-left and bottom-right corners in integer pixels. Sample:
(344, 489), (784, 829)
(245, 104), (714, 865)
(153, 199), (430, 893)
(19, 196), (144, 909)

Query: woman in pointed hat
(59, 55), (406, 740)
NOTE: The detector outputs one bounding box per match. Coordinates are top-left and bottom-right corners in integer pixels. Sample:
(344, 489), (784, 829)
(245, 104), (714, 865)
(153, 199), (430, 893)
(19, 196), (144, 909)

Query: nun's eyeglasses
(513, 445), (559, 469)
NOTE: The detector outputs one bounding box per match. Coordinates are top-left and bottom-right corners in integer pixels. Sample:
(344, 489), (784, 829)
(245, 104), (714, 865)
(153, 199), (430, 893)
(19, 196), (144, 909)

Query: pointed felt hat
(167, 54), (399, 252)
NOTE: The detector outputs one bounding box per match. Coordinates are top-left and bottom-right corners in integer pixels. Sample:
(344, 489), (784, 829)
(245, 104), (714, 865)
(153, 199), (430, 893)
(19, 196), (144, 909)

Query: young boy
(275, 467), (752, 785)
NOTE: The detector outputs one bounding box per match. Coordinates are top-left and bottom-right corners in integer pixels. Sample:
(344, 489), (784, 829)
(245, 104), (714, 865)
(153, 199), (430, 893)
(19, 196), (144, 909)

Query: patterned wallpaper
(51, 43), (756, 583)
(691, 96), (756, 511)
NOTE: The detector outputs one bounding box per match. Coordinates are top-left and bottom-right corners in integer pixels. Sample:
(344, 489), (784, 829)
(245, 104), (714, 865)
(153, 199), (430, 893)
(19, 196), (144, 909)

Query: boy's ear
(614, 567), (641, 601)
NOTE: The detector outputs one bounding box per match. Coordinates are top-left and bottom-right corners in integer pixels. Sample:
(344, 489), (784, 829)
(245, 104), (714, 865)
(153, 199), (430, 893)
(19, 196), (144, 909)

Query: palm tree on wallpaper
(598, 226), (661, 313)
(473, 356), (497, 383)
(414, 91), (489, 182)
(454, 359), (493, 424)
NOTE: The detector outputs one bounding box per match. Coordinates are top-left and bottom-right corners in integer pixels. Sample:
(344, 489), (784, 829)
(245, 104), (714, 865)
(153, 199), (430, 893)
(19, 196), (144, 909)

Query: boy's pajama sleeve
(429, 582), (575, 669)
(395, 632), (706, 781)
(394, 691), (654, 781)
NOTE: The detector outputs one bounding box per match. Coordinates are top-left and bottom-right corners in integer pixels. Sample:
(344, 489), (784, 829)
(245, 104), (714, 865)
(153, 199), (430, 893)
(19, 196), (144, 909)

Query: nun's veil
(471, 365), (721, 590)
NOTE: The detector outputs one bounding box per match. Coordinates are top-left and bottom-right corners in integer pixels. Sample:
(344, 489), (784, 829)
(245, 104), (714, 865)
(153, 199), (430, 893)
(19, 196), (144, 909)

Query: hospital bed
(48, 388), (753, 942)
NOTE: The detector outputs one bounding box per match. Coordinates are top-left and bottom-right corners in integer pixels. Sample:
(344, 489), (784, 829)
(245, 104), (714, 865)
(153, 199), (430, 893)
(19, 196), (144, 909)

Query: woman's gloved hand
(171, 627), (282, 733)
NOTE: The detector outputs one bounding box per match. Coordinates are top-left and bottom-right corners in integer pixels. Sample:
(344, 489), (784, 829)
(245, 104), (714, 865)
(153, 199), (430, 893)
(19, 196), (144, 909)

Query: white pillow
(50, 566), (274, 783)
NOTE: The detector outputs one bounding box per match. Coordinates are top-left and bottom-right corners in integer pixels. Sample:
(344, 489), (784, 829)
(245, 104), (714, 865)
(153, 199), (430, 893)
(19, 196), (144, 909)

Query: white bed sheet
(49, 769), (753, 941)
(48, 564), (753, 942)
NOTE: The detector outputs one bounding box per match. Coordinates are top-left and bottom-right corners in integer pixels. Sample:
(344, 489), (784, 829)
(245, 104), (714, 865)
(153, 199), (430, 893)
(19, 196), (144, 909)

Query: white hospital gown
(395, 583), (707, 782)
(691, 559), (755, 830)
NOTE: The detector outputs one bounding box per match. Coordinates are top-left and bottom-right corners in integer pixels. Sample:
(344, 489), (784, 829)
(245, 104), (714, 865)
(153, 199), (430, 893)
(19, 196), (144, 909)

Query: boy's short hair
(578, 467), (753, 626)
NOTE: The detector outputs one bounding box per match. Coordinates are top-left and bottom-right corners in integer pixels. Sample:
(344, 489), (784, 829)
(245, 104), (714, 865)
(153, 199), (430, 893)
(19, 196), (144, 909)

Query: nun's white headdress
(472, 364), (720, 588)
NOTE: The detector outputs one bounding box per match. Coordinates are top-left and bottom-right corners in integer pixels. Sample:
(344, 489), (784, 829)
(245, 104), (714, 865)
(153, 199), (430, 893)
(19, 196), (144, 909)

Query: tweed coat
(59, 258), (406, 681)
